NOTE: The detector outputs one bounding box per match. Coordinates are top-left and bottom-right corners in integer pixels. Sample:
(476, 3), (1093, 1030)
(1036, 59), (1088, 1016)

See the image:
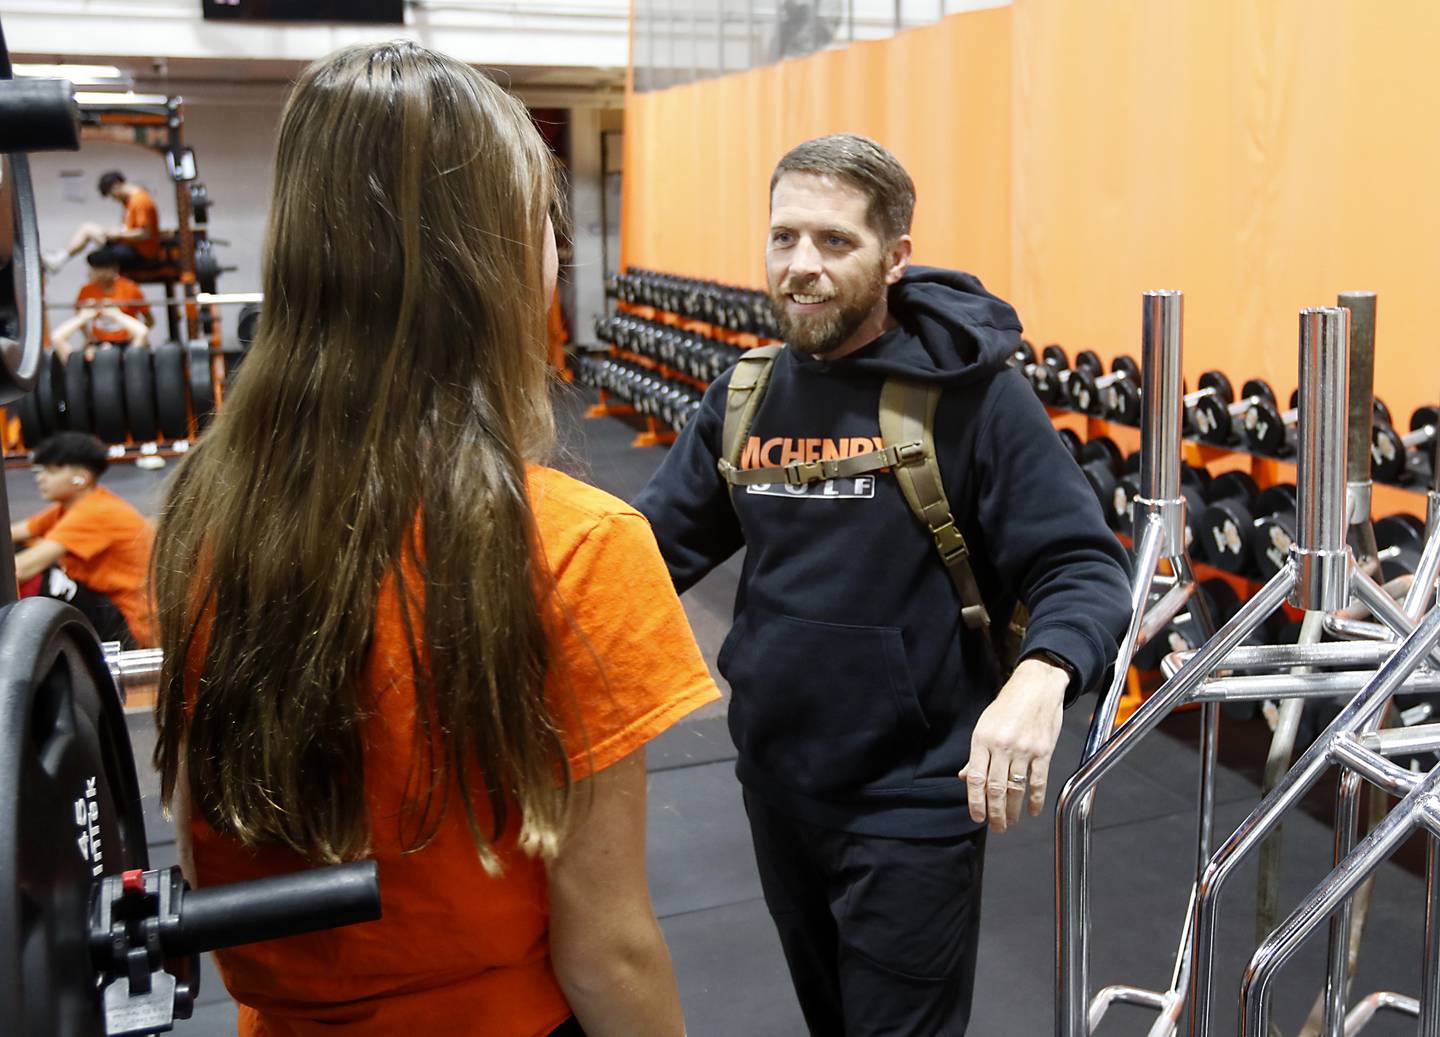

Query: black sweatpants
(744, 790), (987, 1037)
(37, 566), (135, 647)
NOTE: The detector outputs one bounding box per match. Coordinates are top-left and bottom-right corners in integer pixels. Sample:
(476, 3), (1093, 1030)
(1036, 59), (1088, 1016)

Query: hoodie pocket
(718, 610), (928, 797)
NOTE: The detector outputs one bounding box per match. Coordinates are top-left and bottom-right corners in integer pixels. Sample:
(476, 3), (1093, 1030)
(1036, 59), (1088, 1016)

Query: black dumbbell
(1057, 427), (1084, 464)
(1067, 355), (1141, 422)
(1133, 578), (1242, 670)
(1023, 343), (1070, 404)
(1013, 338), (1036, 369)
(1375, 513), (1426, 581)
(1112, 462), (1210, 557)
(1197, 471), (1265, 574)
(1371, 406), (1438, 483)
(1077, 437), (1125, 529)
(1248, 484), (1302, 579)
(1242, 392), (1299, 455)
(1188, 374), (1277, 445)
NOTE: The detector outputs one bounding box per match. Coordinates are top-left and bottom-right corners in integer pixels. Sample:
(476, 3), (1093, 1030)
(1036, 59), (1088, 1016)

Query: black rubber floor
(9, 383), (1428, 1036)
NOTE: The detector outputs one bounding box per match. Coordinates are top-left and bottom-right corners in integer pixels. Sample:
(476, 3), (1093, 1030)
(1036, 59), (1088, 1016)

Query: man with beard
(634, 134), (1130, 1035)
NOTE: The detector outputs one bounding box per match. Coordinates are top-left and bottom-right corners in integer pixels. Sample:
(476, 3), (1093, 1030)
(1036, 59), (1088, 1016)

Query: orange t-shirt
(27, 486), (156, 646)
(187, 467), (720, 1037)
(123, 187), (161, 260)
(76, 277), (151, 344)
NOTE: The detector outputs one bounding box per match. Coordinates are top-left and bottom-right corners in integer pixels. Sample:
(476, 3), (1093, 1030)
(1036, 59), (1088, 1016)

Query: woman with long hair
(152, 41), (717, 1036)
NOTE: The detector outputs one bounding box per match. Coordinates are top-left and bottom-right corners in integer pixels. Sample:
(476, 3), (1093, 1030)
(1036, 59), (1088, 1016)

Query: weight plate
(1014, 339), (1036, 367)
(1371, 425), (1408, 482)
(1289, 388), (1300, 411)
(1080, 437), (1123, 474)
(1243, 399), (1288, 454)
(88, 346), (127, 445)
(152, 342), (189, 441)
(1111, 355), (1140, 379)
(1181, 484), (1209, 564)
(1254, 483), (1298, 518)
(1198, 370), (1234, 406)
(186, 341), (216, 431)
(1104, 379), (1141, 426)
(1066, 368), (1101, 415)
(35, 350), (65, 434)
(1041, 344), (1069, 371)
(1199, 499), (1254, 575)
(1074, 350), (1103, 377)
(1082, 462), (1120, 529)
(122, 345), (159, 444)
(1208, 470), (1260, 506)
(1200, 578), (1242, 624)
(1028, 363), (1059, 404)
(62, 354), (92, 433)
(1240, 379), (1276, 407)
(1251, 511), (1297, 580)
(1411, 406), (1439, 433)
(1376, 513), (1426, 551)
(0, 597), (149, 1037)
(1191, 394), (1234, 444)
(11, 393), (44, 449)
(1056, 427), (1083, 463)
(1373, 397), (1392, 430)
(1112, 475), (1140, 536)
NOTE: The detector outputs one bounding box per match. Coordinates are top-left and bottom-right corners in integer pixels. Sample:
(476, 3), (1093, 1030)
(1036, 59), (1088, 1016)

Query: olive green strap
(718, 345), (783, 478)
(878, 377), (992, 633)
(719, 441), (924, 487)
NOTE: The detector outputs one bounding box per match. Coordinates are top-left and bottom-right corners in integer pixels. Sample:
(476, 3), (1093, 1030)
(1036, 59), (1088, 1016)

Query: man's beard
(767, 262), (888, 356)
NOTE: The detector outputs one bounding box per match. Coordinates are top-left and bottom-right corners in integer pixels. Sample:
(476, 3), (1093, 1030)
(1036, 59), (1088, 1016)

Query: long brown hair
(152, 41), (568, 871)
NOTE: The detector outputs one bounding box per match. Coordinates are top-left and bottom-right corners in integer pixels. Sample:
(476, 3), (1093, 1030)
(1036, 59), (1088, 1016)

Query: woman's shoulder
(527, 466), (654, 568)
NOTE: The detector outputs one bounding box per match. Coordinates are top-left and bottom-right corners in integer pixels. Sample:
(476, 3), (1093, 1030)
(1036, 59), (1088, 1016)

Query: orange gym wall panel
(621, 6), (1015, 295)
(623, 0), (1440, 426)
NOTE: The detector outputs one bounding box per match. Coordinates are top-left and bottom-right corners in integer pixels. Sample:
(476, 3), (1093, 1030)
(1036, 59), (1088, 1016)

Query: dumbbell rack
(578, 269), (778, 448)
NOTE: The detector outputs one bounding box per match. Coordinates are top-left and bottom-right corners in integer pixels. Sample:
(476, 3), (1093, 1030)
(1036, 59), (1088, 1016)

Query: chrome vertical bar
(1421, 838), (1440, 1036)
(1138, 290), (1186, 554)
(1292, 307), (1351, 612)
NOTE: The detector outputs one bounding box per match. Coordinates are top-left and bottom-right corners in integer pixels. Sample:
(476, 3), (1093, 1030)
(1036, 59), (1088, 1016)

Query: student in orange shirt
(10, 432), (155, 647)
(150, 41), (717, 1037)
(49, 246), (153, 359)
(44, 170), (162, 274)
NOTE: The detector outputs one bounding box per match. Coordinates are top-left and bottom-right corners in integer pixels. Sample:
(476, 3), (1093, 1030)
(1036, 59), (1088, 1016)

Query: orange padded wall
(622, 0), (1440, 429)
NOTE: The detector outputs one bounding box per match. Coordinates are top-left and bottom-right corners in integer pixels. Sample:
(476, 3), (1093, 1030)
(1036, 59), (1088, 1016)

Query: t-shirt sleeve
(544, 511), (720, 778)
(44, 496), (123, 561)
(27, 504), (63, 539)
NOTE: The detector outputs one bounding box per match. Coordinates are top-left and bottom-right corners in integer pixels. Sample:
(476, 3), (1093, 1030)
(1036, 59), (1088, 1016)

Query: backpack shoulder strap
(878, 377), (992, 633)
(716, 345), (781, 480)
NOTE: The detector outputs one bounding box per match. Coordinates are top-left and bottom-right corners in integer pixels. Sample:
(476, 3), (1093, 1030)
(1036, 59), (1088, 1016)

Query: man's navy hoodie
(634, 267), (1131, 837)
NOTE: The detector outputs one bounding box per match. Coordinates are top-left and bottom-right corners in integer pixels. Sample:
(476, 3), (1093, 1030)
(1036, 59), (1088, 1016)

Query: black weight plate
(1111, 475), (1140, 536)
(1042, 344), (1069, 370)
(0, 597), (149, 1037)
(11, 393), (44, 449)
(1208, 470), (1259, 506)
(36, 350), (65, 434)
(1251, 511), (1297, 580)
(1411, 406), (1439, 433)
(1370, 424), (1408, 482)
(1200, 499), (1254, 574)
(1111, 355), (1140, 379)
(62, 354), (92, 433)
(1028, 363), (1060, 404)
(1082, 462), (1120, 529)
(1066, 368), (1102, 415)
(1104, 379), (1141, 425)
(1243, 399), (1288, 454)
(1057, 427), (1083, 463)
(1181, 483), (1209, 563)
(187, 341), (216, 430)
(1240, 379), (1275, 407)
(88, 346), (127, 445)
(1374, 397), (1392, 430)
(1289, 388), (1300, 410)
(1014, 339), (1036, 367)
(1074, 350), (1103, 376)
(1375, 513), (1426, 551)
(1181, 464), (1212, 494)
(153, 342), (189, 441)
(1198, 370), (1234, 405)
(1254, 483), (1298, 517)
(1200, 578), (1242, 624)
(1080, 437), (1123, 475)
(1191, 393), (1234, 444)
(122, 345), (159, 443)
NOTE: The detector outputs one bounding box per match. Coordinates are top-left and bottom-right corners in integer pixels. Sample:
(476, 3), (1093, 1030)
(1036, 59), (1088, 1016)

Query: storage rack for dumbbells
(1025, 332), (1434, 720)
(2, 88), (241, 467)
(576, 268), (780, 446)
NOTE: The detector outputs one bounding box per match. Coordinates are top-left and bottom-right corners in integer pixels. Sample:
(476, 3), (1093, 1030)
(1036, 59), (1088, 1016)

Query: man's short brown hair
(769, 134), (916, 242)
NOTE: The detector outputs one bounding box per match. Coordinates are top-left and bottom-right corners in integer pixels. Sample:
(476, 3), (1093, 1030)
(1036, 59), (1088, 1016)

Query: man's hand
(959, 657), (1068, 834)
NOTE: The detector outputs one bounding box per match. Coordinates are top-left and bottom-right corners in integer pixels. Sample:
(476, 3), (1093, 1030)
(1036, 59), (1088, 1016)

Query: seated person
(49, 246), (153, 360)
(44, 170), (161, 274)
(11, 432), (155, 647)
